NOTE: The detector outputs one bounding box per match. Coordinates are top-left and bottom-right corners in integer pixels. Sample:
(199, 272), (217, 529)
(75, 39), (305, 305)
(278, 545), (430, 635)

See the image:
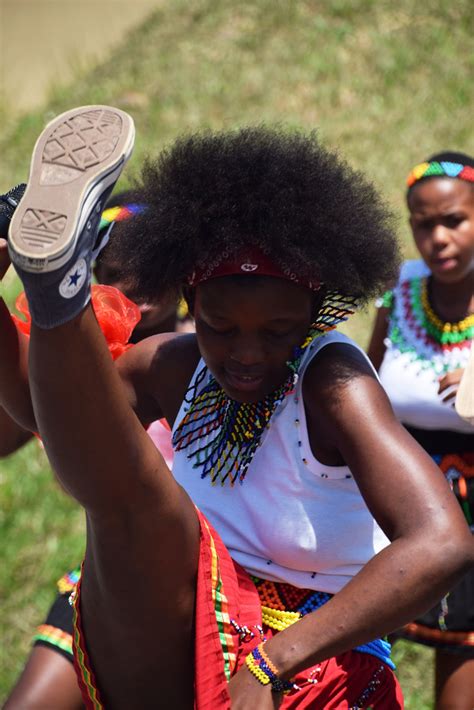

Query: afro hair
(112, 126), (400, 305)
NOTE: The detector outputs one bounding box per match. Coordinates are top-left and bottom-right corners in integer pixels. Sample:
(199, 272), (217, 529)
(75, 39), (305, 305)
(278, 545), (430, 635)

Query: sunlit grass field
(1, 1), (472, 705)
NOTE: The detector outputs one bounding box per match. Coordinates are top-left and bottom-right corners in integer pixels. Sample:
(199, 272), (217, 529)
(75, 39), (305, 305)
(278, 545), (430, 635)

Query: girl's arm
(0, 294), (36, 431)
(239, 343), (474, 684)
(0, 239), (36, 432)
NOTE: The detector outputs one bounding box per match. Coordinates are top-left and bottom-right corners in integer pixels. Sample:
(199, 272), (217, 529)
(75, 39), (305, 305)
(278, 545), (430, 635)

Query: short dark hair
(427, 151), (474, 166)
(112, 127), (400, 304)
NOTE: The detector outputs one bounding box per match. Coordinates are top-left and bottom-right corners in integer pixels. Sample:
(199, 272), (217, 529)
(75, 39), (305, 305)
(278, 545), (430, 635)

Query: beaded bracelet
(245, 642), (298, 693)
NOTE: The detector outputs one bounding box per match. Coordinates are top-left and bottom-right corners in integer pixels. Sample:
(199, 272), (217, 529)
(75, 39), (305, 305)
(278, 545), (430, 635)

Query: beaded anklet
(245, 643), (299, 693)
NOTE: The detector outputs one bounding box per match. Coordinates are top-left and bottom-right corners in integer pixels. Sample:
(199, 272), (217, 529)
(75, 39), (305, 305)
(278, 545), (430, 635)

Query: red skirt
(73, 510), (403, 709)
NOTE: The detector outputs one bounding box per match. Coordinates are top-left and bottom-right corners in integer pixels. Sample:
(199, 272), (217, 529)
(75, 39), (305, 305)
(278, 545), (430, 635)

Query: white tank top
(172, 331), (389, 594)
(379, 260), (473, 433)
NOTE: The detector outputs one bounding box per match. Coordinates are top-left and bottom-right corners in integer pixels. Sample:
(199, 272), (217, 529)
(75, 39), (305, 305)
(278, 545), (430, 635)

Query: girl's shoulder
(117, 332), (201, 425)
(301, 331), (375, 377)
(118, 331), (199, 373)
(302, 332), (378, 404)
(301, 332), (387, 459)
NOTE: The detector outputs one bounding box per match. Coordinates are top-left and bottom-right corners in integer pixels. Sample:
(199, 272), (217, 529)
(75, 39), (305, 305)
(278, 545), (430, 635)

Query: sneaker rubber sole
(8, 105), (135, 273)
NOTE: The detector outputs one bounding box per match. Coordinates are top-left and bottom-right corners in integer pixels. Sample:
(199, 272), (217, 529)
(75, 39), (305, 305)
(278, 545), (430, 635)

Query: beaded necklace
(384, 261), (473, 375)
(420, 278), (474, 345)
(172, 291), (358, 486)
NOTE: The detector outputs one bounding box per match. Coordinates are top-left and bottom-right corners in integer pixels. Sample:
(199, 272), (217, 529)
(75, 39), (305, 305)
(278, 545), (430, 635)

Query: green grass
(0, 442), (85, 690)
(0, 0), (471, 704)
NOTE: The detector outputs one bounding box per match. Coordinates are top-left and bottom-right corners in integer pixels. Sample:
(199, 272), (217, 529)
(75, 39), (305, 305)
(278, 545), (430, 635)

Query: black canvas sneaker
(8, 106), (135, 328)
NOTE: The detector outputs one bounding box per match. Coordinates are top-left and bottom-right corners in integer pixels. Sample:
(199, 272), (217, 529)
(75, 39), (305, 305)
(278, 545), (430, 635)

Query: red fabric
(194, 511), (403, 709)
(11, 285), (141, 361)
(188, 246), (321, 292)
(259, 642), (403, 709)
(72, 570), (106, 709)
(73, 510), (403, 709)
(194, 512), (261, 708)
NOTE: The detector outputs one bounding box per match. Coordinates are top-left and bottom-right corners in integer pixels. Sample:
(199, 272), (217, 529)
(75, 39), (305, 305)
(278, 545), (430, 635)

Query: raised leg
(8, 106), (201, 708)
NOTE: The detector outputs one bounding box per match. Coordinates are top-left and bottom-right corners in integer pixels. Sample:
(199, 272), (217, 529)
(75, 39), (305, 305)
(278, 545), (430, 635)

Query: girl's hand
(438, 369), (464, 404)
(228, 664), (283, 709)
(0, 238), (11, 280)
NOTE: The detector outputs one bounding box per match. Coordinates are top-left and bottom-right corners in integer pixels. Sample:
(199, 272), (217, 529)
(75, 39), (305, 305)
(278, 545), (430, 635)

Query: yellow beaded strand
(421, 279), (474, 334)
(261, 605), (301, 631)
(245, 643), (299, 694)
(245, 652), (271, 685)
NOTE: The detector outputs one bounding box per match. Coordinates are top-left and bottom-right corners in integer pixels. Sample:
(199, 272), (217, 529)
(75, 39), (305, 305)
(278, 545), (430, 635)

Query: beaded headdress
(173, 249), (358, 486)
(406, 161), (474, 189)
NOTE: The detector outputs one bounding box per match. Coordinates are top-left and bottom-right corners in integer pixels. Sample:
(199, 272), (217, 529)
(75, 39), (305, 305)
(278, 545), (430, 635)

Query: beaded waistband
(252, 577), (395, 669)
(252, 577), (331, 631)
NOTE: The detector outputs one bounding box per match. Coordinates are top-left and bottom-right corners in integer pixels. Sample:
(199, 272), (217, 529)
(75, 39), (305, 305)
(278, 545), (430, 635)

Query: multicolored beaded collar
(385, 263), (473, 374)
(172, 289), (358, 486)
(406, 161), (474, 189)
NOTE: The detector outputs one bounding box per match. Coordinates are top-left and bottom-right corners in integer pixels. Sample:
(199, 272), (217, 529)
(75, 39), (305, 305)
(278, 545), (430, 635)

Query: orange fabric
(11, 285), (141, 361)
(11, 285), (141, 442)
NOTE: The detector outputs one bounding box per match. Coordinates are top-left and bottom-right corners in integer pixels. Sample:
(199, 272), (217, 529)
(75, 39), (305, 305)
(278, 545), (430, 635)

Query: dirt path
(0, 0), (158, 112)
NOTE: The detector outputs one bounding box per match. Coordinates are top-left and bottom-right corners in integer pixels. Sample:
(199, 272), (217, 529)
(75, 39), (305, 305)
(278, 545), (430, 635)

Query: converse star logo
(240, 263), (258, 272)
(69, 271), (81, 287)
(59, 258), (87, 299)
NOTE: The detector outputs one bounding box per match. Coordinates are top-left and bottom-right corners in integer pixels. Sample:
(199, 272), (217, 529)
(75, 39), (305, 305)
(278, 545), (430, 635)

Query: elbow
(457, 534), (474, 572)
(421, 497), (474, 575)
(407, 511), (474, 584)
(432, 524), (474, 579)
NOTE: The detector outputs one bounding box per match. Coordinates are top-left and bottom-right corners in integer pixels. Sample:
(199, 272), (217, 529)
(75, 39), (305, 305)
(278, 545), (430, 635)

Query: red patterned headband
(188, 247), (321, 291)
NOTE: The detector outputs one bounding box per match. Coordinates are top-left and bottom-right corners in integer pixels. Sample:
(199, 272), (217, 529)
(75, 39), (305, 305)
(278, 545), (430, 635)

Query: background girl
(368, 151), (474, 709)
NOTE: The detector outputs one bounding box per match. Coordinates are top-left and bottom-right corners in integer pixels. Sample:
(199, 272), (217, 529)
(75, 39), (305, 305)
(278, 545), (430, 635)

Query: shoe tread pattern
(9, 105), (133, 270)
(19, 209), (67, 249)
(43, 109), (123, 172)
